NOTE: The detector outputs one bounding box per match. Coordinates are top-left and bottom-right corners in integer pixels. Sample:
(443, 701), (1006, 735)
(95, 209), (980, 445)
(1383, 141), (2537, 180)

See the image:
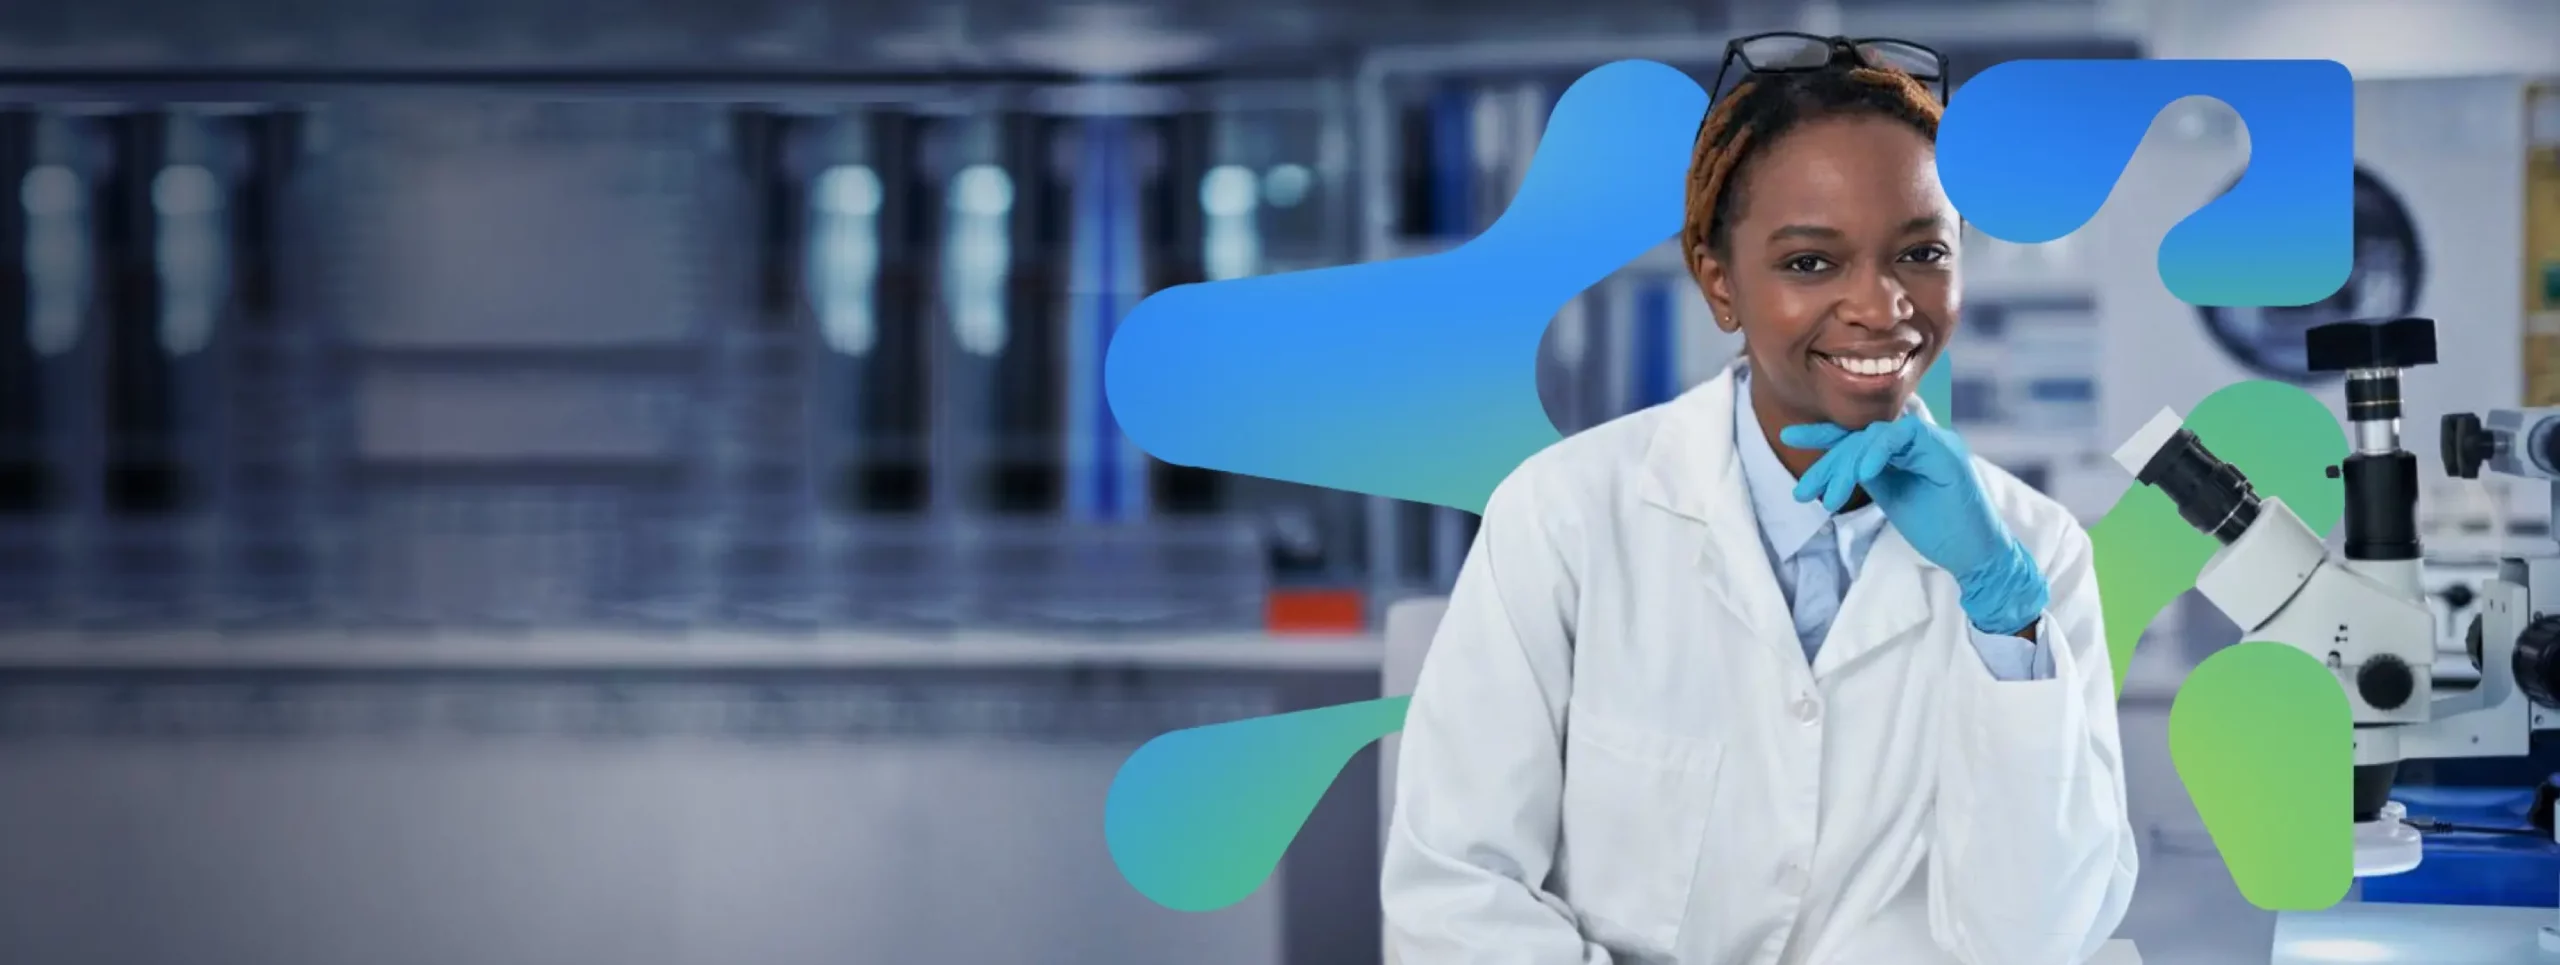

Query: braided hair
(1681, 63), (1944, 281)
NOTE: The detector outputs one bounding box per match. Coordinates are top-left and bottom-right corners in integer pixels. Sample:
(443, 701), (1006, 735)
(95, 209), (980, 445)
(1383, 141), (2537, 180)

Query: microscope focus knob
(2442, 413), (2495, 478)
(2356, 654), (2418, 712)
(2305, 317), (2438, 373)
(2514, 615), (2560, 709)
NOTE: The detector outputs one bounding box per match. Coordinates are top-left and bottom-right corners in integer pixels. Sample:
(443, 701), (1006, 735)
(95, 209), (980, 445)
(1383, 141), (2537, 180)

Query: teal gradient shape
(1920, 349), (1952, 426)
(1939, 59), (2353, 306)
(1105, 59), (1705, 512)
(1106, 696), (1413, 912)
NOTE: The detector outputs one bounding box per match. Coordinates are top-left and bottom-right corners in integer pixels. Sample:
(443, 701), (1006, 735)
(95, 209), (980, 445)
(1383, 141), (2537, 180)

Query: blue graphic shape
(1938, 59), (2355, 307)
(1104, 59), (1706, 513)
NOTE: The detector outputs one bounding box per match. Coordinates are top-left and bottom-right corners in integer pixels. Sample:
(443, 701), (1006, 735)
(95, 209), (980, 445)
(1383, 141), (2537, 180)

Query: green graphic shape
(2169, 642), (2354, 910)
(2086, 380), (2354, 911)
(2086, 381), (2349, 694)
(1105, 696), (1412, 911)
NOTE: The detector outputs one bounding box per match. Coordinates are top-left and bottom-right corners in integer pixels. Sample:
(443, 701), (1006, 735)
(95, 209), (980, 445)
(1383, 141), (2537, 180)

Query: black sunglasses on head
(1697, 32), (1950, 142)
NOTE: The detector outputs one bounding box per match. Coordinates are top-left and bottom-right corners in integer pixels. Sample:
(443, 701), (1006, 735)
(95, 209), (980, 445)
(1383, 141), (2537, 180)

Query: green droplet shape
(2170, 642), (2353, 910)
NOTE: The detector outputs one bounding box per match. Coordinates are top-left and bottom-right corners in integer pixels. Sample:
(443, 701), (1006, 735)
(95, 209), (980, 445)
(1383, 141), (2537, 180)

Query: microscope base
(2361, 786), (2560, 907)
(2356, 804), (2425, 878)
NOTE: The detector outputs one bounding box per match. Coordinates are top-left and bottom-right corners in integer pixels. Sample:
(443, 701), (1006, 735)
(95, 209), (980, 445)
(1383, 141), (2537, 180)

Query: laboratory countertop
(0, 631), (1390, 674)
(2273, 901), (2558, 964)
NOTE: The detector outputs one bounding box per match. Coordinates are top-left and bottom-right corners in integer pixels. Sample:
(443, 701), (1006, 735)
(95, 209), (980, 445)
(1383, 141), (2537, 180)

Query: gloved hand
(1780, 416), (2049, 637)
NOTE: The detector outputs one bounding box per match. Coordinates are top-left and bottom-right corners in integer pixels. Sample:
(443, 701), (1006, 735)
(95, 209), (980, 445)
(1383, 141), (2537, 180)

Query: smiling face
(1693, 112), (1960, 435)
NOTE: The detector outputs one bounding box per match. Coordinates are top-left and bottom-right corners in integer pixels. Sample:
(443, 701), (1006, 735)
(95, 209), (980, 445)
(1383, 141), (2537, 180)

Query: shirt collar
(1732, 367), (1887, 561)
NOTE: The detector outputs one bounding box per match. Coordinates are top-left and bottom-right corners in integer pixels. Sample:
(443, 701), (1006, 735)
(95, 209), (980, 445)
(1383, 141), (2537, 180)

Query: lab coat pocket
(1558, 710), (1724, 956)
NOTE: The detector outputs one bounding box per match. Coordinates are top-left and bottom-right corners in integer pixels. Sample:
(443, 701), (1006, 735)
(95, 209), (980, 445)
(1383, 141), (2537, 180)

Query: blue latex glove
(1779, 416), (2049, 637)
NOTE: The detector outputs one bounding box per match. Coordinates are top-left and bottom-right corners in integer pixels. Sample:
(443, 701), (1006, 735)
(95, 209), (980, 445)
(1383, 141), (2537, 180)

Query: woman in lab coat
(1380, 37), (2139, 965)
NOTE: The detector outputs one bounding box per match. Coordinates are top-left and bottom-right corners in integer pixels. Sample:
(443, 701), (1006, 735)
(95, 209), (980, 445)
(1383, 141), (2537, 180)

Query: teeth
(1825, 353), (1909, 377)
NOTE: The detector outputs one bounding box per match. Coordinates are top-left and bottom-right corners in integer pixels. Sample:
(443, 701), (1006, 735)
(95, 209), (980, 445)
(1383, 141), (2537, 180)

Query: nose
(1835, 263), (1914, 330)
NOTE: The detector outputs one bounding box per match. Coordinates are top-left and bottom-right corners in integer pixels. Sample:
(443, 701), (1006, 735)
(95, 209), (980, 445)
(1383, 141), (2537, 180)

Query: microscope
(2109, 317), (2560, 889)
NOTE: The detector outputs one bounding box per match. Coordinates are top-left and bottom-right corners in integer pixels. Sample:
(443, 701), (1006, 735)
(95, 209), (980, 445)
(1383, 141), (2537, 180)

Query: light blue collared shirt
(1732, 370), (2054, 681)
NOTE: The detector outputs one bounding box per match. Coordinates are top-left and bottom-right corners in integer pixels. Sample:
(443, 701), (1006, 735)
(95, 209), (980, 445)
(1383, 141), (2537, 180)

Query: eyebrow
(1765, 216), (1954, 244)
(1767, 224), (1842, 244)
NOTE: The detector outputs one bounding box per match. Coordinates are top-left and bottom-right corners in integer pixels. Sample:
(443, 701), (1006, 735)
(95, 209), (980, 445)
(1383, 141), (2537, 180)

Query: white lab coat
(1381, 365), (2138, 965)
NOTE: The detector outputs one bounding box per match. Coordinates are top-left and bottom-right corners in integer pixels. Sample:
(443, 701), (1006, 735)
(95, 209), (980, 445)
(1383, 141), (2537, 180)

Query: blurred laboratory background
(1, 0), (2559, 963)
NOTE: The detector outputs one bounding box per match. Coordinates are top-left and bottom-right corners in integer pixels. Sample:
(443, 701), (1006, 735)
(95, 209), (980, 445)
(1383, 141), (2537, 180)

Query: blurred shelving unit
(0, 630), (1386, 672)
(313, 100), (742, 630)
(0, 34), (2156, 646)
(0, 69), (1387, 661)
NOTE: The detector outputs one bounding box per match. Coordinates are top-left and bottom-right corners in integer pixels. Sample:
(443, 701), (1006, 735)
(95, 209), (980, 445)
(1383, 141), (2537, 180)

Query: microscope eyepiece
(2134, 427), (2263, 544)
(2343, 371), (2405, 425)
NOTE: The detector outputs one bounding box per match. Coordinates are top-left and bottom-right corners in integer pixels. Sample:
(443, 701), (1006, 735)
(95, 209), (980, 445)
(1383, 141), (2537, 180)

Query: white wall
(2144, 0), (2560, 79)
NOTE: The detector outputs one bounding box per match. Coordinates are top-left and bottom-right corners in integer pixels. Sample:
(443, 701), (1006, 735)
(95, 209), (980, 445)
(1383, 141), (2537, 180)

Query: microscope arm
(2189, 497), (2454, 737)
(2191, 495), (2326, 638)
(2115, 408), (2453, 734)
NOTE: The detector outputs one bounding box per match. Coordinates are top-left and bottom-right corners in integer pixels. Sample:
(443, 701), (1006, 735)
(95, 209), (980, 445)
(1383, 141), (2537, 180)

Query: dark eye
(1901, 244), (1952, 265)
(1783, 254), (1834, 274)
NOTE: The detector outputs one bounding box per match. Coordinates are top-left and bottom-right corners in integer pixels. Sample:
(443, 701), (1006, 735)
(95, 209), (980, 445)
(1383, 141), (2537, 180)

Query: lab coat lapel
(1636, 367), (1804, 668)
(1810, 526), (1934, 681)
